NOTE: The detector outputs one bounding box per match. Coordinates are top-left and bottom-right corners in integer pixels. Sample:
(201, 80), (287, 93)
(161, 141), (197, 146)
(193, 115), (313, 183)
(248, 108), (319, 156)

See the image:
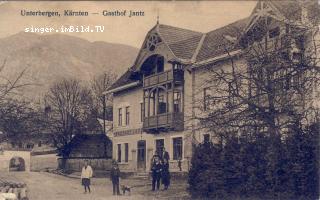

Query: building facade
(105, 1), (319, 173)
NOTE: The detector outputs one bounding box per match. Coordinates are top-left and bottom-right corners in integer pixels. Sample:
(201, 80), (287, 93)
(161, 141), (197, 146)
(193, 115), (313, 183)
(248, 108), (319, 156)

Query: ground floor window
(117, 144), (121, 162)
(124, 143), (129, 162)
(172, 137), (183, 160)
(203, 134), (210, 143)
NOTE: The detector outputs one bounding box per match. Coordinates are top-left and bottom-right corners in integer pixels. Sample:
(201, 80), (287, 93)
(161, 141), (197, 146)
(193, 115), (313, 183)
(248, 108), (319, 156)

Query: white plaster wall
(0, 151), (31, 172)
(113, 87), (143, 131)
(112, 130), (190, 172)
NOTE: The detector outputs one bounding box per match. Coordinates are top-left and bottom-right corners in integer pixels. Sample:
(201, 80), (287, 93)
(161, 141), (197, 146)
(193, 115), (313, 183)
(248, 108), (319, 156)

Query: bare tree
(45, 78), (94, 157)
(0, 59), (32, 101)
(195, 6), (320, 142)
(0, 59), (35, 144)
(91, 72), (117, 131)
(193, 4), (320, 197)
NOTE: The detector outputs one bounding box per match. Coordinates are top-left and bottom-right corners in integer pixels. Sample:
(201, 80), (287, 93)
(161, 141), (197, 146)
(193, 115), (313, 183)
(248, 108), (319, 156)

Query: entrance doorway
(9, 157), (25, 171)
(137, 140), (146, 171)
(155, 139), (164, 158)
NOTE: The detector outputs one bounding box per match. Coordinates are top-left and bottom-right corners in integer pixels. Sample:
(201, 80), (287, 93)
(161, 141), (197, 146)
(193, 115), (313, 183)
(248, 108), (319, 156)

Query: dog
(121, 185), (131, 195)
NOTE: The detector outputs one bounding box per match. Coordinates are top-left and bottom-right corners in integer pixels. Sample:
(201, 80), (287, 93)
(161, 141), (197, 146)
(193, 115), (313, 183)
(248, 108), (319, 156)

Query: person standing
(161, 158), (170, 190)
(151, 156), (162, 191)
(81, 160), (93, 194)
(110, 160), (121, 195)
(162, 147), (170, 161)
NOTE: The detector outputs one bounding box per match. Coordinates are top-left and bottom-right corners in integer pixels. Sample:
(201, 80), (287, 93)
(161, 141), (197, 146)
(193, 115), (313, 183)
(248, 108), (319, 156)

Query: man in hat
(110, 160), (121, 195)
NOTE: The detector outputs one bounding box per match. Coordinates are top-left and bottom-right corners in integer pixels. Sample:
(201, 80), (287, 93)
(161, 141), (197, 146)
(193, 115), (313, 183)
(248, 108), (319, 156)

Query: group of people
(150, 147), (171, 191)
(80, 147), (172, 195)
(80, 159), (122, 195)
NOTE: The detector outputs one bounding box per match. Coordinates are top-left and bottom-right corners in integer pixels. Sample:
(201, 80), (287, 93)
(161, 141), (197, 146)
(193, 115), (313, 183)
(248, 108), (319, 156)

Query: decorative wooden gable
(133, 25), (176, 73)
(143, 32), (162, 51)
(245, 1), (287, 34)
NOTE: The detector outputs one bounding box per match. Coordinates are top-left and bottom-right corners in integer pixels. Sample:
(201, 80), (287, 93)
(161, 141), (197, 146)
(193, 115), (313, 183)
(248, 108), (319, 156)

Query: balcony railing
(143, 69), (184, 88)
(143, 112), (184, 132)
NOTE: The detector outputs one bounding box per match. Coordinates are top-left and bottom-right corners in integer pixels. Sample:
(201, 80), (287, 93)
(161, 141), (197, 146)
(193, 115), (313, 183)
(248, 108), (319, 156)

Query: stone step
(133, 172), (149, 180)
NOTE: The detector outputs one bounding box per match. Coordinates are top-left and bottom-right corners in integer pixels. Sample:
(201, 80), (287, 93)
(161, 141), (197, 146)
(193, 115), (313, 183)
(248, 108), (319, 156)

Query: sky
(0, 1), (257, 48)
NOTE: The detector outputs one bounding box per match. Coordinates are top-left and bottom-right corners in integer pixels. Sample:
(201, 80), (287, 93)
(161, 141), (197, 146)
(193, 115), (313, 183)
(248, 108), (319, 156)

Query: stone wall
(30, 154), (58, 171)
(0, 150), (31, 172)
(58, 158), (112, 172)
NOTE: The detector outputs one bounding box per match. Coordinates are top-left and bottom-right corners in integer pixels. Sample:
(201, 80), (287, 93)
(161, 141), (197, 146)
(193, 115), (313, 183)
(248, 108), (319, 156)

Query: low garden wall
(58, 158), (113, 172)
(30, 154), (58, 171)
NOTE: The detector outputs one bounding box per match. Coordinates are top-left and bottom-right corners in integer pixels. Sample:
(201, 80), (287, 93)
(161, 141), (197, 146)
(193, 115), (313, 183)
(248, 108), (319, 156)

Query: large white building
(105, 1), (319, 173)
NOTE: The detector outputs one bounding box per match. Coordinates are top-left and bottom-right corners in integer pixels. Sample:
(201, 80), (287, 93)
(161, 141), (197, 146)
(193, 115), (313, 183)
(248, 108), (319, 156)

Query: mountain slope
(0, 32), (138, 100)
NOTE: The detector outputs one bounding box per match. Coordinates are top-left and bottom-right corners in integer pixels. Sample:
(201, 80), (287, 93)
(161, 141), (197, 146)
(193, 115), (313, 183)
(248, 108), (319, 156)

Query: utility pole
(103, 94), (107, 158)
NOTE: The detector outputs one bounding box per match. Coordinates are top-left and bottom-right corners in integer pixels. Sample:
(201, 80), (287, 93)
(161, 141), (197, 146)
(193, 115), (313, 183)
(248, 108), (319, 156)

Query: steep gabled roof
(107, 1), (318, 93)
(107, 68), (138, 91)
(196, 17), (249, 62)
(158, 24), (204, 60)
(271, 1), (302, 22)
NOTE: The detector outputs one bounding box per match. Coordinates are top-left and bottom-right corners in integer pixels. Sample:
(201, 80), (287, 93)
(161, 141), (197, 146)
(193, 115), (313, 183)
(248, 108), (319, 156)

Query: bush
(188, 123), (319, 200)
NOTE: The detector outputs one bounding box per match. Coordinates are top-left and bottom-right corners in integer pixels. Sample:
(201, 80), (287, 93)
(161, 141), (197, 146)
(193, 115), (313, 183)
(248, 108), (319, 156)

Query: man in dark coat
(110, 160), (121, 195)
(161, 147), (170, 161)
(151, 156), (162, 191)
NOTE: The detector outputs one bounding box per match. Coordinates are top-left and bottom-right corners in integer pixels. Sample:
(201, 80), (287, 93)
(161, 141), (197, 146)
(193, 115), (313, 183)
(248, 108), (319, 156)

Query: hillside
(0, 32), (139, 100)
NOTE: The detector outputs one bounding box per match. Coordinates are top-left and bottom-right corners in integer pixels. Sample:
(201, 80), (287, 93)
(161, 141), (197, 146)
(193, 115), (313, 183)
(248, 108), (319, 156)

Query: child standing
(151, 156), (162, 191)
(110, 160), (121, 195)
(81, 160), (93, 194)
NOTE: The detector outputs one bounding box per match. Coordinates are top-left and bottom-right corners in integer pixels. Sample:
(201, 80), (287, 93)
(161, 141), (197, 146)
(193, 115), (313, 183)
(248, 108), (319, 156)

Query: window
(158, 94), (167, 114)
(124, 143), (129, 162)
(203, 134), (210, 143)
(227, 83), (236, 106)
(140, 103), (144, 122)
(125, 106), (130, 125)
(117, 144), (121, 162)
(173, 63), (183, 70)
(203, 87), (210, 111)
(292, 52), (303, 64)
(118, 108), (122, 126)
(174, 92), (181, 112)
(269, 27), (280, 39)
(172, 137), (183, 160)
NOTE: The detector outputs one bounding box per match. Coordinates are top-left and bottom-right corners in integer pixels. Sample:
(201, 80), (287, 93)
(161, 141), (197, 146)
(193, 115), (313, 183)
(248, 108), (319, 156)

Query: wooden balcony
(143, 69), (184, 88)
(143, 112), (184, 132)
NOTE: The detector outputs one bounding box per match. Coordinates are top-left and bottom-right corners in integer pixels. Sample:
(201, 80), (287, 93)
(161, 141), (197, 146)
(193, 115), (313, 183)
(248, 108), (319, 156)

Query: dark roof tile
(196, 17), (249, 62)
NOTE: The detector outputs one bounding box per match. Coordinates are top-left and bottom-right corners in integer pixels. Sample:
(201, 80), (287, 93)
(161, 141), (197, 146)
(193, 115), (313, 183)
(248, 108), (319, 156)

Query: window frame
(203, 134), (210, 143)
(203, 87), (210, 111)
(172, 136), (183, 161)
(118, 108), (122, 126)
(124, 143), (129, 163)
(140, 103), (144, 122)
(117, 144), (122, 163)
(125, 106), (130, 126)
(173, 91), (181, 113)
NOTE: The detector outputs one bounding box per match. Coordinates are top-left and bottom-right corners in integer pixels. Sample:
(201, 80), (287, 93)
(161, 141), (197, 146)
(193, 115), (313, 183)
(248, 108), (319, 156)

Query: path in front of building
(1, 172), (190, 200)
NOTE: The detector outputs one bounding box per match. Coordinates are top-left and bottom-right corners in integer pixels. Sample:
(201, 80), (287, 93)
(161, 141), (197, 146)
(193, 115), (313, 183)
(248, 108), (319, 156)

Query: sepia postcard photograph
(0, 0), (319, 199)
